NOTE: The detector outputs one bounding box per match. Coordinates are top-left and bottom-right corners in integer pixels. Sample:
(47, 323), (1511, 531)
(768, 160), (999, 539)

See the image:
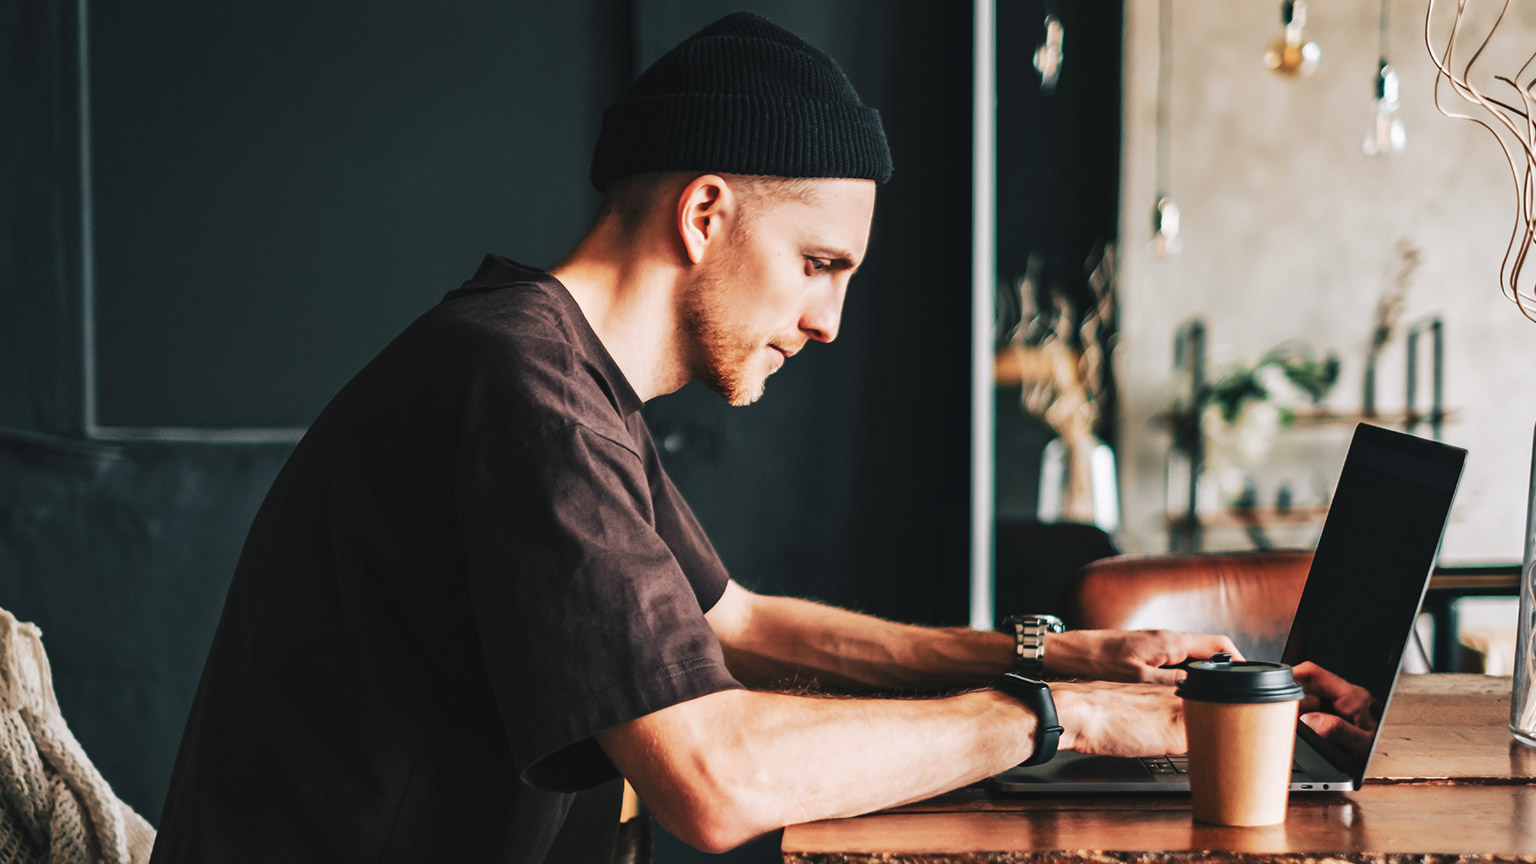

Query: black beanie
(588, 12), (893, 191)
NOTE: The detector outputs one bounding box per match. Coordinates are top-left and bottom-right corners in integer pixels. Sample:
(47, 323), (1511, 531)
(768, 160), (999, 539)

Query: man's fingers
(1303, 711), (1375, 752)
(1302, 711), (1340, 734)
(1156, 632), (1245, 665)
(1207, 634), (1245, 661)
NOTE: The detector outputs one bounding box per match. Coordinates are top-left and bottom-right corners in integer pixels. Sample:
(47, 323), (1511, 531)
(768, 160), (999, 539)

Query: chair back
(1065, 551), (1312, 662)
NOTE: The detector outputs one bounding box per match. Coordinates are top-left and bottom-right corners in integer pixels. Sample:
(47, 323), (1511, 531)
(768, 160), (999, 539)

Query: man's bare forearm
(599, 677), (1189, 852)
(599, 687), (1036, 851)
(707, 582), (1247, 689)
(708, 584), (1013, 690)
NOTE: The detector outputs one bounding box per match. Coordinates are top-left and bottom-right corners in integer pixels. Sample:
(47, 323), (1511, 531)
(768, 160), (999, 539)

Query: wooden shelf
(1155, 407), (1459, 428)
(1161, 319), (1454, 554)
(1288, 407), (1460, 427)
(1164, 505), (1330, 531)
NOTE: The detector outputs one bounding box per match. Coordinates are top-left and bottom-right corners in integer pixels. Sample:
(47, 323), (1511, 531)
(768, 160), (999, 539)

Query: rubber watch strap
(994, 672), (1063, 767)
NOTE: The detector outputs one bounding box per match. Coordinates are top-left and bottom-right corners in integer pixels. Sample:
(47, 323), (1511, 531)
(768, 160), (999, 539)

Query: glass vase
(1516, 562), (1536, 746)
(1515, 445), (1536, 747)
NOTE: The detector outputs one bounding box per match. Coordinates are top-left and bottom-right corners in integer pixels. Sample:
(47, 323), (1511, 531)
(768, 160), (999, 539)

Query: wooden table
(783, 675), (1536, 864)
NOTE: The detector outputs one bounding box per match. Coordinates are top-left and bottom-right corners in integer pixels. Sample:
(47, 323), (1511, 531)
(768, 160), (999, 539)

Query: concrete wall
(1117, 0), (1536, 560)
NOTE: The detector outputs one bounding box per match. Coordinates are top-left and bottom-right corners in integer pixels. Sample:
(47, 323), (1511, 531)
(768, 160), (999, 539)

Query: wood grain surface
(1371, 674), (1532, 783)
(783, 675), (1536, 863)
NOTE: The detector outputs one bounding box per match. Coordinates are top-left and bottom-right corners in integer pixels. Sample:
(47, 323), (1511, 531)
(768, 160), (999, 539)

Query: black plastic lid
(1174, 653), (1304, 704)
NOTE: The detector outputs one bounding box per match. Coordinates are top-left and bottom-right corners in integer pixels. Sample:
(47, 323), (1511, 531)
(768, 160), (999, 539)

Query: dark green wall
(2, 2), (972, 862)
(88, 1), (634, 427)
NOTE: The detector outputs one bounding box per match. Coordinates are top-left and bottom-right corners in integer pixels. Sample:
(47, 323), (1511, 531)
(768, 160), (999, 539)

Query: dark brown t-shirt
(150, 255), (742, 863)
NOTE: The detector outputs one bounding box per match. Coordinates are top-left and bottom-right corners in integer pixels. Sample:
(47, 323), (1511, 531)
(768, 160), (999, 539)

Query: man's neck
(550, 240), (690, 403)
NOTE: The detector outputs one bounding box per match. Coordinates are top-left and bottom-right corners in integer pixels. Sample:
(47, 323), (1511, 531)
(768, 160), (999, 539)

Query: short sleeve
(460, 424), (742, 792)
(630, 417), (732, 614)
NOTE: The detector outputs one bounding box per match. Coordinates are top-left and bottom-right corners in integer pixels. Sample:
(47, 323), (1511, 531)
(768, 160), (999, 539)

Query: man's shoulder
(430, 259), (575, 346)
(402, 258), (639, 435)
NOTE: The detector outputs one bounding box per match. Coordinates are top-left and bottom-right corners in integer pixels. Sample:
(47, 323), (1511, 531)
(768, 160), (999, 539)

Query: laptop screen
(1279, 423), (1465, 788)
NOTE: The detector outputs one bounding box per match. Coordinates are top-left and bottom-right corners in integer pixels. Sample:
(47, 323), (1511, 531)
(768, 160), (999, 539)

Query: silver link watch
(1002, 614), (1065, 673)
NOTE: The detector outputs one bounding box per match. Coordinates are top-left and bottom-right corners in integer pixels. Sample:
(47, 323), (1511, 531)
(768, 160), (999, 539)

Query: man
(150, 13), (1236, 864)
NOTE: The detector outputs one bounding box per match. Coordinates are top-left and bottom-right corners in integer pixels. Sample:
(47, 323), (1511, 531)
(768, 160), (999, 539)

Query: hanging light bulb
(1364, 60), (1407, 156)
(1034, 14), (1065, 94)
(1264, 0), (1320, 77)
(1153, 196), (1183, 257)
(1364, 0), (1405, 156)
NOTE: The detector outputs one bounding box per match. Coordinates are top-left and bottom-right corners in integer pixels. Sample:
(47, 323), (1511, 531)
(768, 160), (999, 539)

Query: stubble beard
(681, 256), (770, 407)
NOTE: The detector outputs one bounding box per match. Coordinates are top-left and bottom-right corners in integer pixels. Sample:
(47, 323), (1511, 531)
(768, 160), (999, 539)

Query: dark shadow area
(3, 6), (975, 864)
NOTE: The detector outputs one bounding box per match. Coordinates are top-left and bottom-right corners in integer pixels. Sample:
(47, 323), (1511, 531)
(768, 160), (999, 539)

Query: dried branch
(1426, 0), (1536, 321)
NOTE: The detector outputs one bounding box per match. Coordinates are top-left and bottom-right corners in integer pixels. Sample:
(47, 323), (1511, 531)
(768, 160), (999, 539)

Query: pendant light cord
(1379, 0), (1391, 61)
(1155, 0), (1173, 196)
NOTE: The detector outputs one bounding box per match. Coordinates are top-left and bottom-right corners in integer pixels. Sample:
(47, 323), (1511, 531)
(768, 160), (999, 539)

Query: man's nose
(800, 281), (847, 343)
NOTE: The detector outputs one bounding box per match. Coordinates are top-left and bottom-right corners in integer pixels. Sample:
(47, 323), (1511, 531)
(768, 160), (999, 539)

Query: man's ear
(677, 175), (736, 265)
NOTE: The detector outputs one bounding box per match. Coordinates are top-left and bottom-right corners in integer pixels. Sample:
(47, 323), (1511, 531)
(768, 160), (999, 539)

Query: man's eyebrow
(806, 246), (860, 271)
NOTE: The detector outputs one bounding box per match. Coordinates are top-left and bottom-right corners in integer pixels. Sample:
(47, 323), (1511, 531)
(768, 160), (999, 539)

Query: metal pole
(969, 0), (997, 631)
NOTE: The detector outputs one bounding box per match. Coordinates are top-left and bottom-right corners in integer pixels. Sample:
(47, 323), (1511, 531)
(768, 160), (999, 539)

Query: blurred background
(3, 1), (1533, 862)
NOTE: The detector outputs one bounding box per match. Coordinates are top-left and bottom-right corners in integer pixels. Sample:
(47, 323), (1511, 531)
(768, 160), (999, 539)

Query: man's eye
(806, 258), (831, 274)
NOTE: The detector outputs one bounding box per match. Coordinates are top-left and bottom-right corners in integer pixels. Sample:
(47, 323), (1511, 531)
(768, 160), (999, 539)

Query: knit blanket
(0, 609), (154, 864)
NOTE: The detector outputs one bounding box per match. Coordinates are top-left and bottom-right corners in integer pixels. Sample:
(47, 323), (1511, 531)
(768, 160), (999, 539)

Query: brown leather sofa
(1064, 550), (1312, 662)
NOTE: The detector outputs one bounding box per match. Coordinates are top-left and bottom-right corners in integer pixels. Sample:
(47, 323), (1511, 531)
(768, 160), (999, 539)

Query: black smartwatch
(993, 672), (1063, 767)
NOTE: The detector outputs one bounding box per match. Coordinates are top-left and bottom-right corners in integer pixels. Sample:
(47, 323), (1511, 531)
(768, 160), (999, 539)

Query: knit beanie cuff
(591, 94), (892, 189)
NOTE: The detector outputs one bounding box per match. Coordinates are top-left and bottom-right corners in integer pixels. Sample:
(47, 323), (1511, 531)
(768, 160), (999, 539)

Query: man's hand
(1293, 661), (1376, 727)
(1044, 630), (1244, 684)
(1293, 660), (1378, 761)
(1053, 681), (1187, 757)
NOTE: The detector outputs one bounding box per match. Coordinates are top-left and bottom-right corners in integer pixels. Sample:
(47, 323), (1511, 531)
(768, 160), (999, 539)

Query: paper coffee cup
(1177, 653), (1303, 827)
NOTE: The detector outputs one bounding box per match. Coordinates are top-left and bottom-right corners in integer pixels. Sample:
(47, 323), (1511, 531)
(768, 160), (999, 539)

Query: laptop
(992, 423), (1466, 794)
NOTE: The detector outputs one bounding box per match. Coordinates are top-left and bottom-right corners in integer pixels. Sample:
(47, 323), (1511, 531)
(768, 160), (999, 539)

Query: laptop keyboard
(1140, 756), (1303, 775)
(1139, 756), (1188, 774)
